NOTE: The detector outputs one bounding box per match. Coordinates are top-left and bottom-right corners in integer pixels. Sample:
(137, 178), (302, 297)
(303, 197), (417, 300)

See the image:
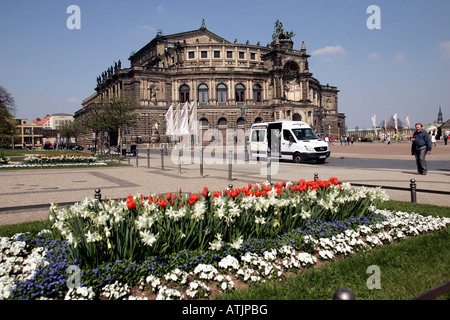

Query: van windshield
(292, 128), (320, 141)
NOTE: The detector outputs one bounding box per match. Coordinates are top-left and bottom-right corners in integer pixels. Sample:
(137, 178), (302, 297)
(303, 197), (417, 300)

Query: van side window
(251, 130), (265, 142)
(283, 130), (294, 141)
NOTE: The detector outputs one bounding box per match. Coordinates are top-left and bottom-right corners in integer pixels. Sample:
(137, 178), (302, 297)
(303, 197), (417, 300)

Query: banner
(371, 114), (377, 134)
(180, 101), (189, 135)
(393, 113), (398, 132)
(165, 105), (174, 136)
(189, 100), (198, 135)
(174, 103), (180, 136)
(405, 113), (411, 129)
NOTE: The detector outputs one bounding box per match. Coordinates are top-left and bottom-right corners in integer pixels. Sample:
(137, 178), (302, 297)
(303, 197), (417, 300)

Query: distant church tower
(437, 106), (443, 124)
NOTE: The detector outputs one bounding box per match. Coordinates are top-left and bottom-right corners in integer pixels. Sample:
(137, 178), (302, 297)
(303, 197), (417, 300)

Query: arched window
(218, 117), (228, 126)
(199, 118), (209, 129)
(253, 84), (262, 102)
(180, 84), (190, 103)
(235, 84), (245, 102)
(198, 84), (208, 103)
(217, 84), (227, 103)
(254, 117), (263, 124)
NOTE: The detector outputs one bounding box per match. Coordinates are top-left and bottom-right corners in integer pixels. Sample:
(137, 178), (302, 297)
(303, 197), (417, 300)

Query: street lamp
(241, 104), (249, 161)
(317, 105), (325, 140)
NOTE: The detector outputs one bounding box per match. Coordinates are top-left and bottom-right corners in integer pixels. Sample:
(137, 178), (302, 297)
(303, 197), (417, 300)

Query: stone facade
(75, 21), (346, 146)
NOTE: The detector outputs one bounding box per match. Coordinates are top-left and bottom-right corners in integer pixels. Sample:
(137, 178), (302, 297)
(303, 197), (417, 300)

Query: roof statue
(200, 19), (207, 30)
(272, 20), (295, 42)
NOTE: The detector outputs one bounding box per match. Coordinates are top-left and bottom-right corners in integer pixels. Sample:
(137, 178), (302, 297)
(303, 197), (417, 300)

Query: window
(218, 117), (227, 126)
(283, 130), (295, 142)
(251, 130), (266, 142)
(214, 51), (220, 58)
(253, 84), (262, 102)
(198, 84), (208, 103)
(235, 84), (245, 102)
(199, 118), (209, 129)
(239, 52), (245, 59)
(201, 51), (208, 58)
(180, 84), (190, 103)
(250, 52), (256, 60)
(217, 84), (227, 103)
(227, 51), (233, 58)
(292, 128), (319, 141)
(188, 51), (195, 59)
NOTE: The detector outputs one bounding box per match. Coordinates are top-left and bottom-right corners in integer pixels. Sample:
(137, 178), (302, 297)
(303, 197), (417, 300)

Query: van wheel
(293, 153), (303, 163)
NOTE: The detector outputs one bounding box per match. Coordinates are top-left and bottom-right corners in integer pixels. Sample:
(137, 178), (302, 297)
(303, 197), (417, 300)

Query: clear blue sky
(1, 0), (449, 129)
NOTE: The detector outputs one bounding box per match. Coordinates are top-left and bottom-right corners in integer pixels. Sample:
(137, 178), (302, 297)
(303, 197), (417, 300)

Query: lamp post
(241, 104), (248, 161)
(317, 105), (325, 140)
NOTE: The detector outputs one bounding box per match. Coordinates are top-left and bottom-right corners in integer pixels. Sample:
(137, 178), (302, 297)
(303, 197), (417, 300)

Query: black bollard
(178, 145), (181, 174)
(267, 147), (271, 185)
(147, 147), (150, 168)
(410, 179), (417, 203)
(161, 146), (164, 171)
(94, 188), (102, 201)
(136, 149), (139, 167)
(314, 173), (319, 181)
(228, 148), (232, 181)
(199, 147), (204, 177)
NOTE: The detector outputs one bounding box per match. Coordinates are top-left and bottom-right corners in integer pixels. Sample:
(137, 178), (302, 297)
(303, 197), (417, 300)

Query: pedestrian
(431, 134), (436, 147)
(411, 123), (432, 175)
(444, 132), (448, 145)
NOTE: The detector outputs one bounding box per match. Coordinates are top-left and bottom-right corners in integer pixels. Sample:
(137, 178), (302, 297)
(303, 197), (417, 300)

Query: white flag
(180, 101), (189, 135)
(165, 105), (174, 136)
(393, 113), (398, 132)
(405, 113), (410, 129)
(189, 100), (198, 135)
(174, 103), (180, 136)
(371, 114), (377, 133)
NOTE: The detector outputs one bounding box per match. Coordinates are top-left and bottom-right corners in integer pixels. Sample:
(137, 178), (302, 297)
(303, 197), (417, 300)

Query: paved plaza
(1, 141), (449, 225)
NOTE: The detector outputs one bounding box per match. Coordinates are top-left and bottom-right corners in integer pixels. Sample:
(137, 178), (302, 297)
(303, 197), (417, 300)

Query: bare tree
(0, 87), (17, 148)
(0, 86), (16, 116)
(58, 120), (86, 149)
(379, 115), (404, 133)
(81, 97), (139, 155)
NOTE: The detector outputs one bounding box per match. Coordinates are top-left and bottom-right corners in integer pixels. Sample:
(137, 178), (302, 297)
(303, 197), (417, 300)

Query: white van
(250, 120), (330, 163)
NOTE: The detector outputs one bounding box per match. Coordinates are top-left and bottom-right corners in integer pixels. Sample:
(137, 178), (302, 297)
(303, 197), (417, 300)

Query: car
(360, 138), (373, 143)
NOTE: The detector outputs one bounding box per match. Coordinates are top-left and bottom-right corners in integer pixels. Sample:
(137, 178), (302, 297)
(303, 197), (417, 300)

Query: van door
(267, 122), (282, 157)
(281, 129), (296, 159)
(250, 125), (268, 157)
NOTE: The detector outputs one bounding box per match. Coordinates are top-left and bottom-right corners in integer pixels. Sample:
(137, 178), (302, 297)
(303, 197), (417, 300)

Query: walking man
(411, 123), (432, 175)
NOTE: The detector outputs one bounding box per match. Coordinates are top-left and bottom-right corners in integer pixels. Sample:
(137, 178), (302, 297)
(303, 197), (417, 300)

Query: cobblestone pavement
(1, 141), (449, 225)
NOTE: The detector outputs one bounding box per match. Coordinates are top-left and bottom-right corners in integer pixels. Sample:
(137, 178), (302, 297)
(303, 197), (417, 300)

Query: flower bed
(24, 154), (97, 164)
(47, 178), (388, 268)
(1, 178), (449, 300)
(0, 154), (106, 168)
